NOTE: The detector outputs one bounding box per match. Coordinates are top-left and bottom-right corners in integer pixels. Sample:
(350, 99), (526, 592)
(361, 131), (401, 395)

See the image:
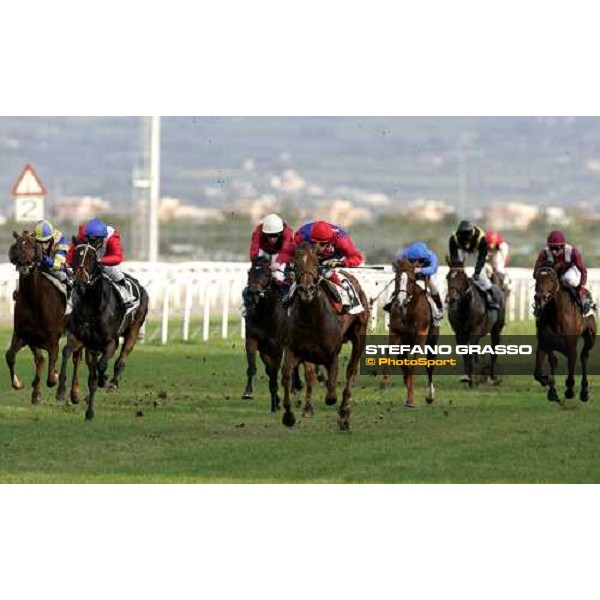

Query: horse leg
(580, 327), (595, 402)
(547, 351), (559, 403)
(46, 336), (61, 388)
(564, 347), (577, 401)
(242, 337), (258, 400)
(533, 345), (549, 387)
(109, 327), (140, 390)
(292, 365), (304, 393)
(56, 342), (71, 401)
(98, 339), (117, 389)
(404, 365), (415, 408)
(281, 348), (299, 427)
(489, 324), (501, 383)
(85, 349), (98, 420)
(302, 363), (316, 418)
(6, 333), (26, 390)
(30, 346), (44, 405)
(261, 351), (281, 413)
(71, 347), (83, 404)
(325, 355), (339, 407)
(381, 331), (400, 391)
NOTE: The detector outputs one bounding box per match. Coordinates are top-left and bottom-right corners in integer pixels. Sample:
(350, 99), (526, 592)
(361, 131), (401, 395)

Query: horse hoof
(71, 393), (80, 405)
(56, 389), (66, 401)
(31, 394), (42, 406)
(106, 383), (118, 394)
(565, 388), (575, 400)
(547, 389), (560, 403)
(425, 397), (434, 405)
(85, 410), (94, 421)
(11, 377), (24, 391)
(302, 407), (315, 418)
(282, 412), (296, 428)
(325, 394), (337, 406)
(580, 389), (590, 403)
(338, 418), (350, 432)
(241, 393), (253, 400)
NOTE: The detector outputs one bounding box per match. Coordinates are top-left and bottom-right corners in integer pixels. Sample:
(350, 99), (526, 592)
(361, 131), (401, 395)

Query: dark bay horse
(533, 267), (596, 403)
(382, 258), (439, 407)
(57, 244), (148, 420)
(446, 261), (505, 385)
(7, 231), (67, 404)
(281, 242), (369, 430)
(242, 257), (315, 413)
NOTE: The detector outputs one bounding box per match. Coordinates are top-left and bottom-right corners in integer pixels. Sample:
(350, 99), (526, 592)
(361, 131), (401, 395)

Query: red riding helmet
(486, 231), (501, 249)
(547, 231), (566, 248)
(311, 221), (334, 244)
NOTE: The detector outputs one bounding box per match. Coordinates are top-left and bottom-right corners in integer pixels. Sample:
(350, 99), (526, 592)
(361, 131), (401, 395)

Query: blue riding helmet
(85, 219), (108, 238)
(396, 241), (430, 262)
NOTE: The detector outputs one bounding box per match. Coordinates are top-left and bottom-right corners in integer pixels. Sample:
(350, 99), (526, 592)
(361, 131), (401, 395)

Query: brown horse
(242, 257), (315, 413)
(382, 258), (439, 407)
(533, 267), (596, 403)
(6, 231), (67, 404)
(57, 244), (148, 420)
(446, 261), (505, 385)
(281, 242), (369, 430)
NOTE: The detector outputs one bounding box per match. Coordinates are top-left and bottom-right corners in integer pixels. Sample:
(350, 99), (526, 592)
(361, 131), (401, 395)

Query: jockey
(384, 242), (443, 325)
(31, 219), (72, 312)
(486, 230), (512, 293)
(294, 221), (365, 314)
(243, 214), (294, 312)
(78, 218), (135, 309)
(533, 230), (593, 311)
(449, 220), (499, 309)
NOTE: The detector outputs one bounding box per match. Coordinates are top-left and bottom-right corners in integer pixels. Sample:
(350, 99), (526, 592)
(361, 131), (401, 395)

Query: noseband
(74, 245), (98, 285)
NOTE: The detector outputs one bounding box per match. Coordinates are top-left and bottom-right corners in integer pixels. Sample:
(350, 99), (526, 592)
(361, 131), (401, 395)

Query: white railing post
(202, 283), (211, 342)
(161, 283), (170, 345)
(221, 279), (230, 339)
(182, 281), (193, 341)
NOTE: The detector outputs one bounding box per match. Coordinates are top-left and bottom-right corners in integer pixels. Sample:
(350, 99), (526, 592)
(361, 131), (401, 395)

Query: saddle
(472, 280), (502, 311)
(321, 279), (344, 314)
(102, 273), (142, 332)
(41, 270), (69, 298)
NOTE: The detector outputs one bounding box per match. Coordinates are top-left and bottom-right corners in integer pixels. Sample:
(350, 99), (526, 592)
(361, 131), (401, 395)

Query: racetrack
(0, 320), (599, 483)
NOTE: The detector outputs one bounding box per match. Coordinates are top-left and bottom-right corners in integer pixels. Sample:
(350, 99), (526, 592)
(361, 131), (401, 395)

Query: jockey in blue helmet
(384, 241), (443, 323)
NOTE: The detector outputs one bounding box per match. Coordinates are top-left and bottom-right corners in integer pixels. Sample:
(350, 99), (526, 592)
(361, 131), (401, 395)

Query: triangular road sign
(11, 164), (47, 197)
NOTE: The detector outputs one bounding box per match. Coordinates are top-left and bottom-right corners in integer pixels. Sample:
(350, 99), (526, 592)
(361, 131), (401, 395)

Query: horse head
(393, 258), (419, 308)
(72, 244), (100, 286)
(446, 261), (470, 308)
(534, 267), (559, 310)
(246, 257), (272, 309)
(293, 242), (320, 303)
(9, 231), (41, 275)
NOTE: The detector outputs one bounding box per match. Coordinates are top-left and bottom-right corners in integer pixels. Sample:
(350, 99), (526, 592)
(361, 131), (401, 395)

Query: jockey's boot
(431, 293), (444, 326)
(486, 289), (500, 310)
(341, 280), (364, 315)
(383, 292), (396, 313)
(281, 283), (296, 309)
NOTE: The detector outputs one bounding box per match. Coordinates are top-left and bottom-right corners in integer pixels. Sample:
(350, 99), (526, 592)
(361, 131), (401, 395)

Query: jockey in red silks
(485, 230), (513, 292)
(293, 221), (365, 314)
(67, 218), (134, 309)
(242, 214), (295, 313)
(533, 230), (594, 312)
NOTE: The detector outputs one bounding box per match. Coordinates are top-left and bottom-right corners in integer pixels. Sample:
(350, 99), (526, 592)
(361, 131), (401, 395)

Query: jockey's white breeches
(562, 266), (581, 288)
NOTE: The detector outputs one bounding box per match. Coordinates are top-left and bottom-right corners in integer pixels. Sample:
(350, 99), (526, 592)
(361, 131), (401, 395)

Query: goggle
(549, 245), (564, 253)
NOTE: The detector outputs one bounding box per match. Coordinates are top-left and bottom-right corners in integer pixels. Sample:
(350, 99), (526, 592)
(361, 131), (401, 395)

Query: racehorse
(381, 258), (439, 407)
(281, 242), (369, 430)
(242, 256), (315, 413)
(57, 244), (148, 420)
(6, 231), (67, 404)
(533, 266), (596, 403)
(446, 260), (505, 385)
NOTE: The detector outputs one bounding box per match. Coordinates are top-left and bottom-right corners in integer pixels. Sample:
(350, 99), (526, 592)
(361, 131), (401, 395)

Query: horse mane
(394, 257), (415, 273)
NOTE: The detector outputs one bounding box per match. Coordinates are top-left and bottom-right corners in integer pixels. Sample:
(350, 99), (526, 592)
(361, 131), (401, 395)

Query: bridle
(11, 235), (42, 275)
(535, 267), (559, 308)
(73, 244), (99, 285)
(447, 266), (471, 306)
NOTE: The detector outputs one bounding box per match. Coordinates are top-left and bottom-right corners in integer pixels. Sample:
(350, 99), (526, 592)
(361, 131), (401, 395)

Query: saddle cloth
(41, 271), (68, 297)
(102, 273), (142, 332)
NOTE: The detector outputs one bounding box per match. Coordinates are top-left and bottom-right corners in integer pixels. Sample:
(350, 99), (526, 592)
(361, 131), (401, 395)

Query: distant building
(159, 197), (225, 223)
(230, 194), (280, 223)
(53, 196), (111, 222)
(484, 202), (540, 231)
(306, 199), (374, 227)
(403, 199), (455, 222)
(270, 169), (307, 193)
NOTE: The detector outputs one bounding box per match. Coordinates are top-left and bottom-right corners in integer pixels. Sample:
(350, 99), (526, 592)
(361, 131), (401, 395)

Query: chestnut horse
(6, 231), (67, 404)
(57, 244), (148, 420)
(382, 258), (439, 407)
(446, 261), (505, 385)
(533, 267), (596, 403)
(242, 256), (315, 412)
(281, 242), (369, 430)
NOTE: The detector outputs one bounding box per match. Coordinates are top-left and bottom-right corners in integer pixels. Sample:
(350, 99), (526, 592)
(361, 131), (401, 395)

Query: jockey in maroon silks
(243, 214), (295, 311)
(533, 230), (593, 312)
(293, 221), (365, 314)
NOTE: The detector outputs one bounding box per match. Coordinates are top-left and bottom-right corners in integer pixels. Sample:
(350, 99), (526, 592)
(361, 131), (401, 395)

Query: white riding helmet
(262, 214), (284, 235)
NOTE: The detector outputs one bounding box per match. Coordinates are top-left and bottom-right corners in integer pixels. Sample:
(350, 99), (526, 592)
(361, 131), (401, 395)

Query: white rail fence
(2, 262), (600, 343)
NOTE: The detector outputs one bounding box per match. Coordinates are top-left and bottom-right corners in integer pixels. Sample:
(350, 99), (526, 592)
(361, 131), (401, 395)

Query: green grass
(1, 320), (599, 483)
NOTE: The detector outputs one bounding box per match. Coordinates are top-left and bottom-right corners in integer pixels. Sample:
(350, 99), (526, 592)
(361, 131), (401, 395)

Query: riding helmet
(262, 214), (284, 235)
(85, 218), (108, 238)
(547, 231), (566, 247)
(33, 220), (55, 242)
(310, 221), (334, 243)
